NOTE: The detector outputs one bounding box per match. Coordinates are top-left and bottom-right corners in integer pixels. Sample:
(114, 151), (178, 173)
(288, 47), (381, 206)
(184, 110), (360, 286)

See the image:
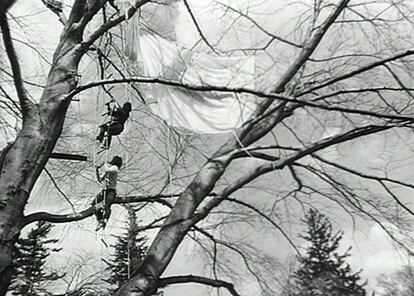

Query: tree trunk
(0, 32), (83, 294)
(114, 159), (230, 296)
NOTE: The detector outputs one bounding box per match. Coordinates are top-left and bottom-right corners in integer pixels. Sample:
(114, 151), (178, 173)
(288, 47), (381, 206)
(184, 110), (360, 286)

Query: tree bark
(0, 24), (83, 296)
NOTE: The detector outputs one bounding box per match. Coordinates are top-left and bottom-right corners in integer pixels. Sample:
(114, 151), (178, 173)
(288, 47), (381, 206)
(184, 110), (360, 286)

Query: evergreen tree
(292, 209), (366, 296)
(105, 206), (148, 291)
(9, 221), (61, 296)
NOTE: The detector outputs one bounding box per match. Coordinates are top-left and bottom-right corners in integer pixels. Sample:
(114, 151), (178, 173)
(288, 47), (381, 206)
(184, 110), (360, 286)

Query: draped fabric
(125, 9), (257, 134)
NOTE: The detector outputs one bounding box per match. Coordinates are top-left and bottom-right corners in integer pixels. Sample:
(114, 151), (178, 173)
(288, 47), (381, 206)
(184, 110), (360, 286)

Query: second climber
(93, 155), (123, 231)
(96, 101), (132, 149)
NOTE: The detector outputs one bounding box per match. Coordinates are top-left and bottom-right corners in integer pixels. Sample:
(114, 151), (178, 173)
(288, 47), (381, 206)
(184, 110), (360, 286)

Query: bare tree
(50, 251), (111, 296)
(376, 263), (414, 296)
(1, 1), (414, 296)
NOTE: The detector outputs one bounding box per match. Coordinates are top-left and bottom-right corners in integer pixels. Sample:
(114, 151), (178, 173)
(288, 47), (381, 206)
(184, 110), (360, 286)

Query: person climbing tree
(96, 102), (132, 149)
(93, 156), (123, 231)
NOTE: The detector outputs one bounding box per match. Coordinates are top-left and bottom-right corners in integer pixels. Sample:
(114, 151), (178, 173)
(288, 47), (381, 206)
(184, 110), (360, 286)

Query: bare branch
(225, 197), (299, 255)
(0, 85), (21, 115)
(182, 0), (218, 54)
(194, 124), (392, 221)
(299, 50), (414, 96)
(44, 168), (77, 213)
(216, 1), (302, 49)
(0, 67), (44, 88)
(94, 47), (146, 103)
(312, 154), (414, 190)
(159, 275), (241, 296)
(312, 154), (414, 217)
(194, 227), (273, 292)
(0, 12), (33, 115)
(293, 162), (414, 255)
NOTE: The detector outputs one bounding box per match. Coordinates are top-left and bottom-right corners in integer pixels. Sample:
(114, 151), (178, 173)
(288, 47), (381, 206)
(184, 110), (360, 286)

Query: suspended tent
(123, 2), (258, 134)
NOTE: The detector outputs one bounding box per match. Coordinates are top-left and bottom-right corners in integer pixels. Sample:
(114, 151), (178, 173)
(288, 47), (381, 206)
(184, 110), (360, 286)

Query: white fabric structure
(125, 13), (257, 134)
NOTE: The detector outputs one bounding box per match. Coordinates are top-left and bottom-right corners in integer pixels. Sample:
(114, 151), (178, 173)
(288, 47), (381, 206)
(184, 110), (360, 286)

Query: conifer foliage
(105, 206), (148, 291)
(292, 209), (366, 296)
(9, 221), (61, 296)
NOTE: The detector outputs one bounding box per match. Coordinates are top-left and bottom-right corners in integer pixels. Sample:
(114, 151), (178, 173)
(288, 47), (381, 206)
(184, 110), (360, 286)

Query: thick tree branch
(270, 0), (351, 95)
(67, 0), (87, 25)
(25, 205), (96, 225)
(309, 86), (414, 102)
(41, 0), (67, 25)
(238, 0), (351, 146)
(23, 194), (178, 226)
(159, 275), (241, 296)
(0, 13), (33, 116)
(81, 0), (151, 51)
(0, 0), (16, 14)
(66, 77), (414, 123)
(80, 0), (107, 28)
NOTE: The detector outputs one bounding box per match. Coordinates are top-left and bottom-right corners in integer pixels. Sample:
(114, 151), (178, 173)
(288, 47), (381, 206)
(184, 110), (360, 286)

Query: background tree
(1, 1), (414, 296)
(105, 206), (148, 291)
(376, 264), (414, 296)
(292, 209), (366, 296)
(8, 221), (61, 296)
(51, 252), (111, 296)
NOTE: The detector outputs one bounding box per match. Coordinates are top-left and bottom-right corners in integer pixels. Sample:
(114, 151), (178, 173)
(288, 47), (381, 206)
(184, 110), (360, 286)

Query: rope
(93, 62), (109, 254)
(123, 0), (132, 279)
(94, 45), (118, 232)
(125, 63), (135, 279)
(127, 225), (131, 279)
(122, 0), (142, 278)
(99, 98), (113, 248)
(93, 68), (101, 205)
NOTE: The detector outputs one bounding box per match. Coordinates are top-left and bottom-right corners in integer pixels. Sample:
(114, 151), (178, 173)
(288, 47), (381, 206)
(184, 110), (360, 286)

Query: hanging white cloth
(126, 13), (257, 134)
